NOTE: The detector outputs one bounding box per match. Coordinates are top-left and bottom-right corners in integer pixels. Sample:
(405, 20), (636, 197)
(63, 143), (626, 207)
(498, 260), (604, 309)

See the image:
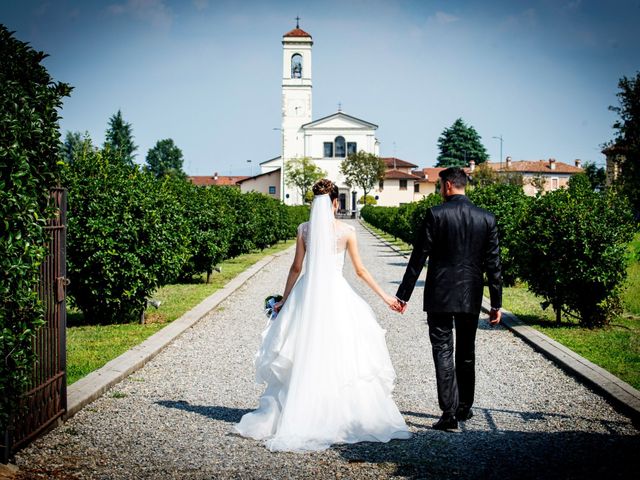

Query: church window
(291, 54), (303, 78)
(347, 142), (357, 155)
(324, 142), (333, 158)
(414, 183), (420, 193)
(335, 136), (346, 157)
(399, 179), (408, 190)
(269, 186), (276, 195)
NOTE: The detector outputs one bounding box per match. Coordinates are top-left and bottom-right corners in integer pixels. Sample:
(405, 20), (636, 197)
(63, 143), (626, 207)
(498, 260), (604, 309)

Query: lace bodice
(298, 221), (355, 271)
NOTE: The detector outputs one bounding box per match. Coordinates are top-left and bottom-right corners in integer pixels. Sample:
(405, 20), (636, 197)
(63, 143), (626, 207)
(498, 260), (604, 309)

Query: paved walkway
(15, 220), (638, 479)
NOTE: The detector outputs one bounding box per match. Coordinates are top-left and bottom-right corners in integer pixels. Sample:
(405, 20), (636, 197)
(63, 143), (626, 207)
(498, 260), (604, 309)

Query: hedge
(514, 174), (636, 327)
(361, 181), (637, 327)
(63, 149), (190, 324)
(0, 25), (71, 430)
(61, 145), (308, 324)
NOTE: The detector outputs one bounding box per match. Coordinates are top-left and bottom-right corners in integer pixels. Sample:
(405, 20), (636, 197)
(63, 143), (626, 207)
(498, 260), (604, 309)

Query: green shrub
(285, 205), (310, 238)
(358, 195), (377, 205)
(515, 174), (636, 327)
(406, 194), (442, 245)
(63, 149), (190, 324)
(468, 183), (530, 286)
(0, 25), (71, 429)
(175, 182), (234, 282)
(361, 205), (397, 234)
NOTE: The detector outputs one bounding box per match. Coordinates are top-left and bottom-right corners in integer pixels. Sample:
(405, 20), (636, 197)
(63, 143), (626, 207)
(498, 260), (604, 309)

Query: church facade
(238, 23), (406, 210)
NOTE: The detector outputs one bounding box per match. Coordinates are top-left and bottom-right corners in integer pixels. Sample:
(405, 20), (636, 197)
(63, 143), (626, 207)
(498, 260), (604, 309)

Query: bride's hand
(274, 300), (284, 313)
(381, 293), (396, 307)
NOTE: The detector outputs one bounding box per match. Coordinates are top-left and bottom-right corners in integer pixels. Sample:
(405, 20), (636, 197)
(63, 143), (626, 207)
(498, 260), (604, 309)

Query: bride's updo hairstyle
(312, 179), (339, 201)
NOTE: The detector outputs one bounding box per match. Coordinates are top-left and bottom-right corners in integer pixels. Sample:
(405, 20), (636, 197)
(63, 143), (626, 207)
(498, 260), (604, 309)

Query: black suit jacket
(396, 194), (502, 314)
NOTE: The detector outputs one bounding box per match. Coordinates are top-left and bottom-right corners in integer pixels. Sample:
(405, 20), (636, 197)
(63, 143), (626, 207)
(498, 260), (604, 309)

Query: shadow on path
(332, 407), (637, 479)
(155, 400), (250, 423)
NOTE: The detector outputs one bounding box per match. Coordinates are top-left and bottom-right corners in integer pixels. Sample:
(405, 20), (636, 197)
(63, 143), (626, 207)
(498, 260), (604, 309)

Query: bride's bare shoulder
(335, 221), (356, 235)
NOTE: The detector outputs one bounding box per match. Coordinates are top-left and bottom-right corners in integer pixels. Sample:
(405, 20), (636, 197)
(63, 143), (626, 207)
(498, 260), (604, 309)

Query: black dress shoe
(456, 408), (474, 421)
(432, 415), (458, 431)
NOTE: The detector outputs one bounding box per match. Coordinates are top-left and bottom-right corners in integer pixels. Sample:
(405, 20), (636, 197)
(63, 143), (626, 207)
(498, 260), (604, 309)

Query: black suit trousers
(427, 312), (479, 416)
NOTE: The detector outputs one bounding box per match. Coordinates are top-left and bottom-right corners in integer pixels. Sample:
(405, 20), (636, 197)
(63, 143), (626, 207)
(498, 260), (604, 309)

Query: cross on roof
(338, 102), (342, 111)
(295, 16), (300, 28)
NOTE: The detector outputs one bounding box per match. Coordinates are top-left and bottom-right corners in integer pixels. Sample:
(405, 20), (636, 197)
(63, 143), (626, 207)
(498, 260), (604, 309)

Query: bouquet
(264, 294), (283, 320)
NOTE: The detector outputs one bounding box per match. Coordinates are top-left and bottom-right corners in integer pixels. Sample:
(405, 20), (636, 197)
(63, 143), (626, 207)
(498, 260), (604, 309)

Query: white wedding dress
(235, 195), (411, 452)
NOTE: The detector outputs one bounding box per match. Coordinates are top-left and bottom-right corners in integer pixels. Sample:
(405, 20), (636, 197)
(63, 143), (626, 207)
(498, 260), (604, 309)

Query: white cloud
(193, 0), (209, 11)
(565, 0), (583, 11)
(434, 11), (459, 24)
(503, 8), (538, 29)
(107, 0), (172, 29)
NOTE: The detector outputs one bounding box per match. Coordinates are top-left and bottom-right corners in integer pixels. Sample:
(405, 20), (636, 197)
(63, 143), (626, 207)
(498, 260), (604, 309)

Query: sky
(2, 0), (639, 176)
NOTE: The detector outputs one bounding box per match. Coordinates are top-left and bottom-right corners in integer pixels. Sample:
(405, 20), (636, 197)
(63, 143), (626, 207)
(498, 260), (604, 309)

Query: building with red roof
(189, 173), (248, 187)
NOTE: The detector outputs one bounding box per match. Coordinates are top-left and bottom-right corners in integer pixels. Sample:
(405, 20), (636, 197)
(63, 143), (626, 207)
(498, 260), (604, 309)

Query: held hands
(274, 300), (284, 314)
(387, 296), (407, 314)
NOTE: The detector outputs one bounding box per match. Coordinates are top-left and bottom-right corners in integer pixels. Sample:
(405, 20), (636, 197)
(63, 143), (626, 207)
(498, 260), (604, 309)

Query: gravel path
(15, 220), (638, 479)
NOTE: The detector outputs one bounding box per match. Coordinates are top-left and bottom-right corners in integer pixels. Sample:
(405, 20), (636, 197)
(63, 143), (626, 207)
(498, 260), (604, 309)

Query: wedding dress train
(235, 195), (411, 451)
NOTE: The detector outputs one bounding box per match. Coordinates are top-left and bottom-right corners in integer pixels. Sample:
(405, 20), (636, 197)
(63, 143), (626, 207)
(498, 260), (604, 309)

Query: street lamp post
(492, 135), (503, 170)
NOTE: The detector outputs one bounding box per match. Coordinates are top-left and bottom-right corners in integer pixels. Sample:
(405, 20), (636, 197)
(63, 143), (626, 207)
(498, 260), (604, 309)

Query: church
(238, 22), (428, 209)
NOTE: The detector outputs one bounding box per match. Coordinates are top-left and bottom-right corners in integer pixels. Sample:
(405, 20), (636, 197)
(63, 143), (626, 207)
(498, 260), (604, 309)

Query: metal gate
(2, 188), (67, 461)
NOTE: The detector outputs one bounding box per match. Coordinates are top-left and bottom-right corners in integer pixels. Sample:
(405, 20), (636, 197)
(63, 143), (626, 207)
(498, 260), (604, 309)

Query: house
(372, 158), (423, 206)
(189, 172), (248, 187)
(478, 157), (583, 196)
(412, 166), (445, 198)
(236, 168), (281, 198)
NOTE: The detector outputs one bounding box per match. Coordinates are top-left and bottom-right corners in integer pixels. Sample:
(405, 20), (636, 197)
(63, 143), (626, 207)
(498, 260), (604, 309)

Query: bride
(235, 179), (412, 451)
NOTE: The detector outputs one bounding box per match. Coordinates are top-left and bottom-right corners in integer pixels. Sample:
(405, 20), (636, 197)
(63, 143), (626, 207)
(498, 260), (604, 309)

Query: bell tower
(281, 18), (313, 204)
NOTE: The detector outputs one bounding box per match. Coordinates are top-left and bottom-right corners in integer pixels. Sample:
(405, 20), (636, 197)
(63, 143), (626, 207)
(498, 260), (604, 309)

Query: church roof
(384, 169), (422, 180)
(302, 111), (378, 130)
(381, 157), (417, 168)
(283, 27), (312, 38)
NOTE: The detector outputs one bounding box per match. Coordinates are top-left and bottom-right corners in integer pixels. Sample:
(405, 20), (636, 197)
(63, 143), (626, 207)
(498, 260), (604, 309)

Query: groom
(392, 167), (502, 431)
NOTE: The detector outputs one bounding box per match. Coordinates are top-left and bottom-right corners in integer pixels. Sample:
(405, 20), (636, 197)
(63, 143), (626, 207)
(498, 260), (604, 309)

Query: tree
(609, 72), (640, 214)
(0, 24), (71, 431)
(469, 162), (523, 188)
(514, 174), (635, 327)
(436, 118), (489, 167)
(103, 109), (137, 166)
(285, 157), (326, 203)
(61, 130), (93, 164)
(340, 151), (386, 203)
(468, 183), (530, 286)
(145, 138), (186, 178)
(582, 161), (606, 191)
(528, 173), (547, 195)
(63, 148), (191, 324)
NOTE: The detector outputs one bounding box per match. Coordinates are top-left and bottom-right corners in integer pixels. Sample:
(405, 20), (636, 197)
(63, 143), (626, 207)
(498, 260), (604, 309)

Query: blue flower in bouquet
(264, 294), (283, 320)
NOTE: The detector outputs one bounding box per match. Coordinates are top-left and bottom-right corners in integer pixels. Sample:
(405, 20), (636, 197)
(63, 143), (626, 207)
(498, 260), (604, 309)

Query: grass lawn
(488, 232), (640, 390)
(361, 221), (413, 255)
(66, 240), (295, 385)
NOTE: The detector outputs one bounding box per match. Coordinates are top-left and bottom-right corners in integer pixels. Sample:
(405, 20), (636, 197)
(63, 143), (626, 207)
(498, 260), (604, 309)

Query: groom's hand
(489, 308), (501, 325)
(391, 298), (407, 314)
